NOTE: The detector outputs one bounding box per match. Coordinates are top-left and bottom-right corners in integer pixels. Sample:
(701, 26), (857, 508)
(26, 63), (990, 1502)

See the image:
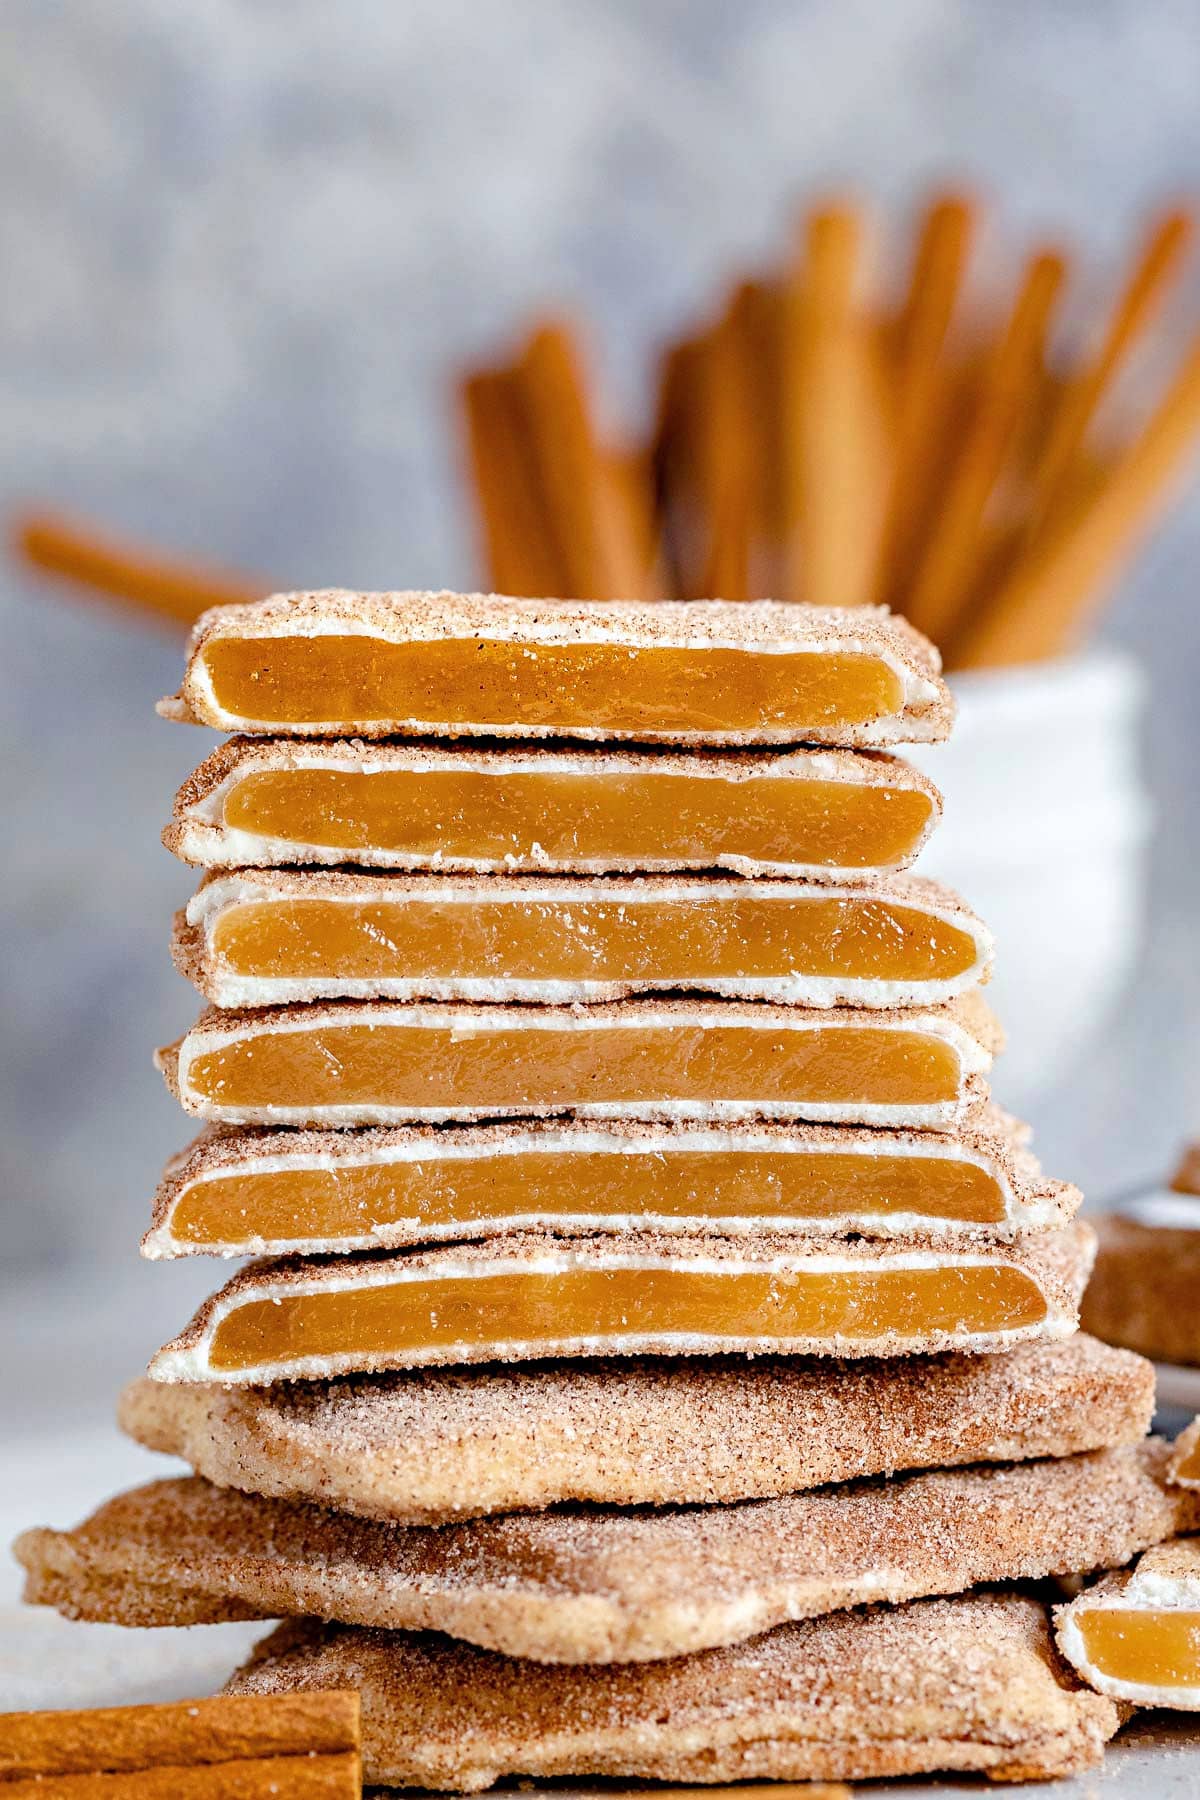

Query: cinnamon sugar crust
(119, 1334), (1153, 1525)
(164, 736), (943, 878)
(223, 1595), (1117, 1790)
(172, 868), (994, 1010)
(1082, 1214), (1200, 1365)
(15, 1444), (1192, 1665)
(160, 590), (953, 747)
(148, 1222), (1095, 1384)
(142, 1107), (1079, 1260)
(158, 989), (1001, 1130)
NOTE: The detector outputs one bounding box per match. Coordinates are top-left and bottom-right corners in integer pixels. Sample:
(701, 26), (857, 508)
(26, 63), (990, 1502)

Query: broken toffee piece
(1082, 1213), (1200, 1366)
(161, 591), (953, 746)
(166, 738), (942, 878)
(222, 1596), (1118, 1789)
(159, 992), (999, 1130)
(148, 1223), (1095, 1384)
(173, 869), (993, 1009)
(118, 1334), (1156, 1525)
(1058, 1536), (1200, 1708)
(1171, 1417), (1200, 1488)
(143, 1109), (1077, 1259)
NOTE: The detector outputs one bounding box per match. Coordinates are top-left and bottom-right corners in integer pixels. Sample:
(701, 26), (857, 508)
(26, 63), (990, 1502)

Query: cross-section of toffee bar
(222, 1596), (1117, 1789)
(173, 869), (992, 1009)
(148, 1221), (1095, 1383)
(142, 1107), (1078, 1260)
(166, 738), (943, 878)
(160, 591), (953, 746)
(159, 991), (1000, 1129)
(16, 1442), (1194, 1665)
(1057, 1533), (1200, 1708)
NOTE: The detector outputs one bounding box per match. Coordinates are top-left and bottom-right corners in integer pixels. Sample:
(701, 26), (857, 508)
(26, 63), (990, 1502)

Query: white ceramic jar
(905, 649), (1152, 1111)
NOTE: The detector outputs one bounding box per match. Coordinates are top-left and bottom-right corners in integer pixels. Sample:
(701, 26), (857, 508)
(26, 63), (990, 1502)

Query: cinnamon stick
(783, 202), (889, 607)
(696, 289), (759, 599)
(607, 444), (664, 597)
(14, 513), (262, 629)
(904, 247), (1067, 648)
(0, 1691), (359, 1781)
(876, 191), (978, 608)
(736, 280), (788, 597)
(3, 1751), (360, 1796)
(461, 366), (566, 595)
(651, 334), (698, 594)
(1026, 206), (1194, 543)
(955, 327), (1200, 666)
(648, 333), (706, 597)
(516, 321), (647, 599)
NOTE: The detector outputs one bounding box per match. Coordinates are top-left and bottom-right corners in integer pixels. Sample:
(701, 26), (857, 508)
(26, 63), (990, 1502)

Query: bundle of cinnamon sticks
(463, 193), (1200, 668)
(0, 1689), (360, 1794)
(14, 193), (1200, 666)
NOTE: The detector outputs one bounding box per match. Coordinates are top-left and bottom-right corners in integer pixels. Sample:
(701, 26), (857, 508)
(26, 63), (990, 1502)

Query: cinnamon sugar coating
(1083, 1214), (1200, 1365)
(120, 1335), (1152, 1525)
(161, 590), (953, 747)
(222, 1595), (1117, 1790)
(14, 1444), (1193, 1665)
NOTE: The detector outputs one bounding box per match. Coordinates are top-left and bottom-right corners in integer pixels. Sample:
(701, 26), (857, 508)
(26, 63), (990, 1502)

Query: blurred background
(3, 0), (1200, 1313)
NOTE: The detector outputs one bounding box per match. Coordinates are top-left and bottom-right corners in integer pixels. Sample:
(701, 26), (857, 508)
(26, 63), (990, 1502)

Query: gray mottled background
(2, 0), (1200, 1277)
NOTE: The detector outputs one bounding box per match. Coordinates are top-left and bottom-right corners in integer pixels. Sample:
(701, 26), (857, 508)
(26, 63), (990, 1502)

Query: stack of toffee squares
(17, 592), (1200, 1788)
